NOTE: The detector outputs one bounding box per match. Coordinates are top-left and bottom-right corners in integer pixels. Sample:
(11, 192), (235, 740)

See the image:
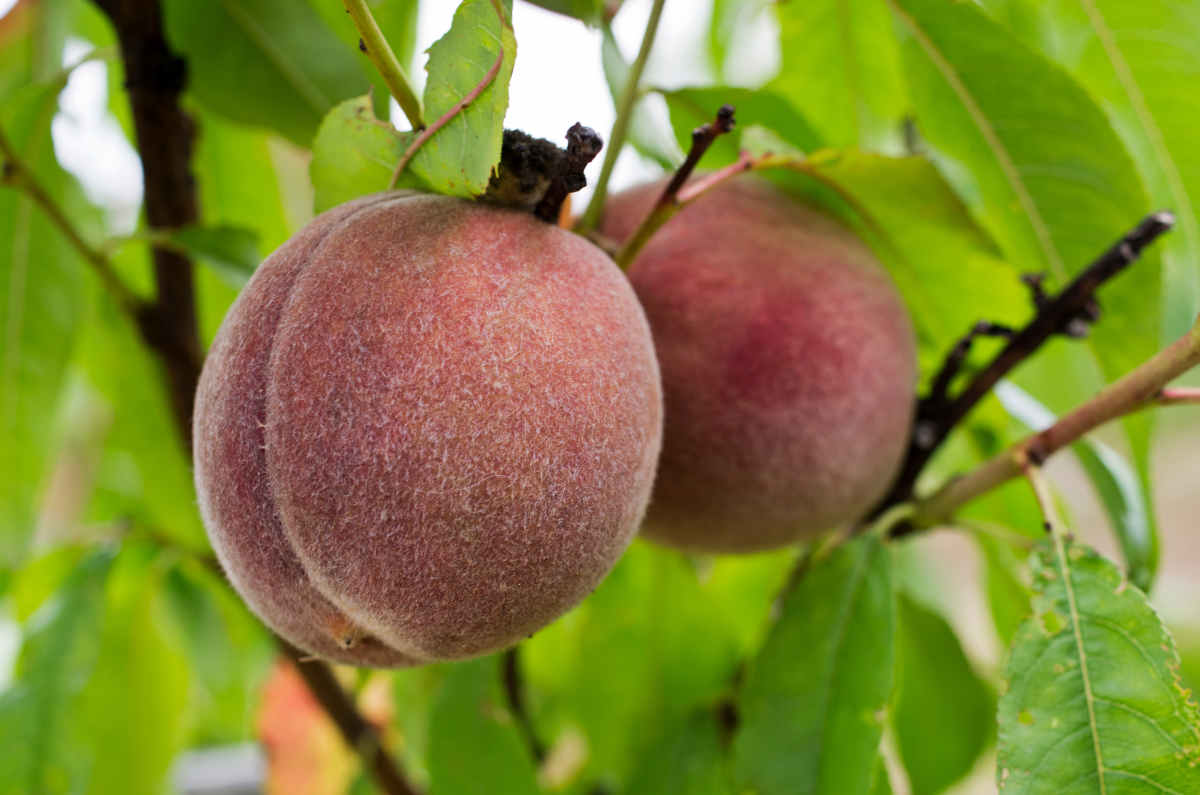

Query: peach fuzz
(600, 176), (916, 552)
(194, 192), (662, 665)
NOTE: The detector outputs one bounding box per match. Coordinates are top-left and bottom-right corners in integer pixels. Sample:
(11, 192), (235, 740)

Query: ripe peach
(600, 176), (916, 552)
(194, 193), (662, 665)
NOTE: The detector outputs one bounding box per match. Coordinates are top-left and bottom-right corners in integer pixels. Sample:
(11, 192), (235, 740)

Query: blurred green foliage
(2, 0), (1200, 793)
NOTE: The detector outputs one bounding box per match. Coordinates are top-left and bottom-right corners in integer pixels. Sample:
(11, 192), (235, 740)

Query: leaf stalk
(343, 0), (425, 131)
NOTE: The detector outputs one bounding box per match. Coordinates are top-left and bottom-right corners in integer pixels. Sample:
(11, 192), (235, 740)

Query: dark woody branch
(875, 210), (1176, 525)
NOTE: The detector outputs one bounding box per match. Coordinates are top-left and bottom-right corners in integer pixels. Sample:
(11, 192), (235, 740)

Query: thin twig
(912, 317), (1200, 527)
(343, 0), (424, 130)
(923, 321), (1016, 412)
(613, 105), (738, 269)
(388, 48), (504, 189)
(0, 125), (141, 311)
(1157, 386), (1200, 405)
(576, 0), (669, 232)
(279, 639), (420, 795)
(501, 647), (547, 763)
(676, 150), (755, 203)
(876, 210), (1176, 514)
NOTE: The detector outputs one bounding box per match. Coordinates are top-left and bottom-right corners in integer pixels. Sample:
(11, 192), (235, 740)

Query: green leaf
(523, 0), (605, 25)
(189, 110), (300, 341)
(427, 656), (540, 795)
(660, 87), (823, 166)
(975, 532), (1033, 648)
(871, 758), (894, 795)
(76, 543), (191, 795)
(192, 111), (295, 255)
(624, 709), (733, 795)
(707, 0), (755, 83)
(160, 558), (274, 745)
(600, 24), (683, 171)
(0, 74), (99, 566)
(391, 665), (450, 789)
(161, 0), (369, 146)
(768, 0), (908, 147)
(759, 152), (1028, 374)
(995, 380), (1157, 590)
(981, 0), (1200, 342)
(0, 549), (114, 795)
(168, 224), (261, 289)
(523, 541), (746, 788)
(894, 593), (994, 795)
(733, 535), (895, 795)
(888, 0), (1161, 558)
(889, 0), (1159, 393)
(310, 95), (421, 214)
(410, 0), (517, 197)
(7, 545), (86, 623)
(73, 286), (206, 552)
(998, 538), (1200, 792)
(309, 0), (422, 121)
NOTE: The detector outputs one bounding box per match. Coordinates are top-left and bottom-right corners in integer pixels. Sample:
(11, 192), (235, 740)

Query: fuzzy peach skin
(194, 193), (662, 665)
(600, 176), (916, 553)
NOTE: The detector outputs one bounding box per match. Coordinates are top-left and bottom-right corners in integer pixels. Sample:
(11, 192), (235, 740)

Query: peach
(194, 193), (662, 665)
(600, 176), (916, 552)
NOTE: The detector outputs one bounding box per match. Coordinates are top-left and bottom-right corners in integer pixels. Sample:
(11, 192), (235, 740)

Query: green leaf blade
(162, 0), (369, 146)
(890, 0), (1160, 387)
(410, 0), (517, 197)
(660, 86), (823, 166)
(984, 0), (1200, 341)
(769, 0), (908, 147)
(523, 542), (749, 789)
(310, 95), (421, 214)
(894, 594), (995, 795)
(733, 535), (895, 795)
(427, 657), (540, 795)
(997, 540), (1200, 793)
(524, 0), (604, 25)
(169, 224), (261, 289)
(624, 710), (733, 795)
(0, 549), (114, 795)
(0, 75), (98, 565)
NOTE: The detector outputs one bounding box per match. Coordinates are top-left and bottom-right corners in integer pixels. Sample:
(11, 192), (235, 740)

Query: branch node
(1021, 271), (1049, 309)
(913, 420), (938, 450)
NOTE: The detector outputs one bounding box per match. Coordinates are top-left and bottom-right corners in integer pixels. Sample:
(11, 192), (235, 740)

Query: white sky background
(0, 0), (778, 233)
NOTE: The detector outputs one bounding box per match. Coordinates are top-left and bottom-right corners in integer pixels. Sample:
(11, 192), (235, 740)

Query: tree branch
(279, 640), (419, 795)
(613, 104), (738, 269)
(876, 210), (1176, 514)
(91, 3), (417, 793)
(92, 0), (202, 451)
(912, 316), (1200, 527)
(576, 0), (668, 232)
(501, 647), (547, 763)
